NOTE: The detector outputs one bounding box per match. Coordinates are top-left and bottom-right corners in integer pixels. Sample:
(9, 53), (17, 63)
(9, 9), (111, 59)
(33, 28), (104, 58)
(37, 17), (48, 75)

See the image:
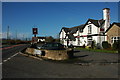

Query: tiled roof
(60, 24), (85, 41)
(37, 37), (46, 39)
(61, 24), (85, 34)
(114, 23), (120, 27)
(87, 19), (105, 27)
(62, 27), (70, 33)
(105, 22), (120, 33)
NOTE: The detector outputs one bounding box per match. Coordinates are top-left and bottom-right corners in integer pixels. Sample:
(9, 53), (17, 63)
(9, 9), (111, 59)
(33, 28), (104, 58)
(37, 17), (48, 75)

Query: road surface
(1, 49), (119, 79)
(1, 44), (31, 61)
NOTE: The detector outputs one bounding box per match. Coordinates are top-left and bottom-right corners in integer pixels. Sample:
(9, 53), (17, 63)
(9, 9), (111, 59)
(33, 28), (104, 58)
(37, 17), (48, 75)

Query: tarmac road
(2, 49), (119, 79)
(1, 44), (31, 61)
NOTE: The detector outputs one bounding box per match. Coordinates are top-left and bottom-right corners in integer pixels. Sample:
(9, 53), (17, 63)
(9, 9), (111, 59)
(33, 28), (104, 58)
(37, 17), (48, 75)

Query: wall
(60, 29), (66, 39)
(25, 48), (73, 60)
(107, 24), (120, 44)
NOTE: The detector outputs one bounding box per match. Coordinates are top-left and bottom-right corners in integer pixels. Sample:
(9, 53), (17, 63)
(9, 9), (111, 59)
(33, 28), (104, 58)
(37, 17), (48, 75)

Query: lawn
(75, 47), (118, 53)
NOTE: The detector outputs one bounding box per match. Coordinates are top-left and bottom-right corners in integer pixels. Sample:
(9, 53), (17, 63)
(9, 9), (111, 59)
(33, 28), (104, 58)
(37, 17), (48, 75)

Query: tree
(112, 41), (119, 50)
(45, 36), (54, 42)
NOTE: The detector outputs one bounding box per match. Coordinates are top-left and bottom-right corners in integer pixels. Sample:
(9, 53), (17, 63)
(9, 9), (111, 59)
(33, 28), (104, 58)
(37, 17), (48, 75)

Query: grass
(75, 47), (118, 53)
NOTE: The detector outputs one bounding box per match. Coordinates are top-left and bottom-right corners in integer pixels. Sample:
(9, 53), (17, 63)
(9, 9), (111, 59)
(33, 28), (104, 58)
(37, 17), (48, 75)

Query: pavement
(2, 49), (119, 78)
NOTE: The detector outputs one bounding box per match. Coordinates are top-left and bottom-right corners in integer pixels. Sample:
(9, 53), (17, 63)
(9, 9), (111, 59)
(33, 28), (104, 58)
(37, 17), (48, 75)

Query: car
(36, 43), (44, 49)
(40, 42), (65, 50)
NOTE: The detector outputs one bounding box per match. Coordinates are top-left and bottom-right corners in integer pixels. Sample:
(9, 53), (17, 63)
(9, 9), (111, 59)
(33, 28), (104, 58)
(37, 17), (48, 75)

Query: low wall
(43, 50), (68, 60)
(25, 48), (35, 55)
(25, 48), (73, 60)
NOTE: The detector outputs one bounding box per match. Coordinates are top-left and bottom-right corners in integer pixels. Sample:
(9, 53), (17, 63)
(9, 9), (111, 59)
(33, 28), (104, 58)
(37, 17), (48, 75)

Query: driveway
(73, 50), (119, 64)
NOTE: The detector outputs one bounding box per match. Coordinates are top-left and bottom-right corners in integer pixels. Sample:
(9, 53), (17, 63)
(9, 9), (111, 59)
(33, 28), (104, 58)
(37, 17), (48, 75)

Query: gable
(106, 22), (120, 33)
(107, 24), (120, 36)
(84, 19), (105, 28)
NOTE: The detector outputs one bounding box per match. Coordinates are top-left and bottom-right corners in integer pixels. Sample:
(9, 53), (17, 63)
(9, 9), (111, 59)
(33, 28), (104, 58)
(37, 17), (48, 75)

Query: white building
(59, 8), (110, 48)
(37, 37), (46, 42)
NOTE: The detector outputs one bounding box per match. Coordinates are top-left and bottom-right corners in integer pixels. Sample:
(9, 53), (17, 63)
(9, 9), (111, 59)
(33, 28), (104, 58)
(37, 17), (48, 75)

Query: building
(59, 8), (110, 47)
(106, 22), (120, 45)
(32, 37), (46, 43)
(59, 24), (85, 46)
(37, 37), (46, 42)
(81, 19), (105, 46)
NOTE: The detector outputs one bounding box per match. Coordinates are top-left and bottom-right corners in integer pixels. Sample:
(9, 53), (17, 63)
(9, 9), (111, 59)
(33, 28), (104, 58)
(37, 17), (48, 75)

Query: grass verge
(75, 47), (118, 53)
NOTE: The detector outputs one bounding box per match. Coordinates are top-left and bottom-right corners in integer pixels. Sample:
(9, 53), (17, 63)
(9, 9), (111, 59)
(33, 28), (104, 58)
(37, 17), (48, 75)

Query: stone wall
(25, 48), (35, 55)
(107, 24), (120, 44)
(25, 48), (73, 60)
(43, 50), (68, 60)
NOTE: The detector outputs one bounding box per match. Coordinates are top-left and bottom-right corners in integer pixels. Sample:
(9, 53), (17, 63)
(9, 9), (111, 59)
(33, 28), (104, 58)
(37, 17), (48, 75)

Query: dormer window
(88, 25), (92, 34)
(88, 21), (92, 24)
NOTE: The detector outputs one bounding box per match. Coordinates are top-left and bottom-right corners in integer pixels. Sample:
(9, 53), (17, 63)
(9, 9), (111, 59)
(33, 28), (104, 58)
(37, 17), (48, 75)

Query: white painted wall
(38, 39), (45, 42)
(103, 8), (110, 32)
(103, 8), (110, 41)
(60, 29), (66, 39)
(60, 20), (106, 47)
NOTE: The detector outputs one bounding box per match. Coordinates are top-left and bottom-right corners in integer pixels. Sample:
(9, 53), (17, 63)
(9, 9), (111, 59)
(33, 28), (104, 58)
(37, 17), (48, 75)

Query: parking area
(73, 50), (119, 64)
(2, 49), (119, 78)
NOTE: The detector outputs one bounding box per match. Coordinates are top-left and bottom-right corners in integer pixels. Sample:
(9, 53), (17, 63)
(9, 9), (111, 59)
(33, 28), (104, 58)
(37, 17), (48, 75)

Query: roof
(65, 33), (76, 41)
(114, 23), (120, 27)
(59, 24), (85, 41)
(60, 24), (85, 34)
(62, 27), (70, 33)
(37, 37), (46, 39)
(85, 19), (105, 27)
(105, 22), (120, 33)
(103, 8), (110, 10)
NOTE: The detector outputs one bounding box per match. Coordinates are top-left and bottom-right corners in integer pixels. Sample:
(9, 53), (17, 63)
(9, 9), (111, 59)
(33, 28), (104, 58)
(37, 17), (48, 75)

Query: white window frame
(88, 25), (92, 34)
(111, 36), (120, 43)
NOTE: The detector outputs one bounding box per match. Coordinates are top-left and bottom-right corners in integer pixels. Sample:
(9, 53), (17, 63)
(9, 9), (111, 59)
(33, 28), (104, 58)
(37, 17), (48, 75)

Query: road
(1, 44), (31, 61)
(1, 49), (119, 79)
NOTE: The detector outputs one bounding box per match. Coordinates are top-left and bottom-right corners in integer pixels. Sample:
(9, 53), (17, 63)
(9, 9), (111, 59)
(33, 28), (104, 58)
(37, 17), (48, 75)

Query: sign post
(32, 28), (38, 43)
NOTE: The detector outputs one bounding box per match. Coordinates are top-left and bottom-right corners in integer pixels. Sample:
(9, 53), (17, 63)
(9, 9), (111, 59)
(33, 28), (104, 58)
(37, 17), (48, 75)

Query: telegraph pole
(7, 26), (10, 40)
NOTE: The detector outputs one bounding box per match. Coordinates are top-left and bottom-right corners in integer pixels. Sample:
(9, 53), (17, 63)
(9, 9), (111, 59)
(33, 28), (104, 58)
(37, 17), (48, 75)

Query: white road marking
(1, 51), (42, 65)
(3, 52), (19, 63)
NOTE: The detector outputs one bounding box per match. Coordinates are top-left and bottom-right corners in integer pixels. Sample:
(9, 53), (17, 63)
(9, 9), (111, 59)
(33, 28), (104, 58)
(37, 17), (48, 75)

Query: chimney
(103, 8), (110, 32)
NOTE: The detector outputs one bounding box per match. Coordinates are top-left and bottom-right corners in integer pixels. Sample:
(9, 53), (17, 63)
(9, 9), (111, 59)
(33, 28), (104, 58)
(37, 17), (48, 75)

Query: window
(88, 25), (92, 34)
(87, 36), (92, 45)
(111, 36), (120, 43)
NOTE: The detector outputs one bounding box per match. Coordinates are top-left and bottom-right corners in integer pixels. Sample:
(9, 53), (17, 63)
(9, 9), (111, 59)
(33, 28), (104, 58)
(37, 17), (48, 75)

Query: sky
(2, 2), (119, 39)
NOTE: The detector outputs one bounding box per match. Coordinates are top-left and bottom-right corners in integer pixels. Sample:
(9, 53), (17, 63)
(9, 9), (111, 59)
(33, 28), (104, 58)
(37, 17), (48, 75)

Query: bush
(112, 41), (119, 50)
(96, 43), (102, 49)
(102, 41), (111, 49)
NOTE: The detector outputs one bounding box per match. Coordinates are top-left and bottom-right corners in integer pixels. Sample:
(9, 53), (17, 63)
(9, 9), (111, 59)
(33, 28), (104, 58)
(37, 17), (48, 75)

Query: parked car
(36, 43), (44, 49)
(39, 42), (65, 50)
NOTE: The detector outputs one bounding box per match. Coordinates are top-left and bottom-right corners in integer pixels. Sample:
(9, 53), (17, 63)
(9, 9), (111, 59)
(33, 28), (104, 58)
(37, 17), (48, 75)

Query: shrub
(112, 41), (119, 50)
(102, 41), (111, 49)
(96, 43), (102, 49)
(82, 44), (85, 48)
(85, 46), (91, 49)
(91, 41), (96, 49)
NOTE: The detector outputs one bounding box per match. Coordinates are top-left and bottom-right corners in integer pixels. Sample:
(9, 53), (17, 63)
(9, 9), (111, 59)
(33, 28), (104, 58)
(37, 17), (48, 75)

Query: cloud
(0, 32), (12, 38)
(1, 31), (32, 40)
